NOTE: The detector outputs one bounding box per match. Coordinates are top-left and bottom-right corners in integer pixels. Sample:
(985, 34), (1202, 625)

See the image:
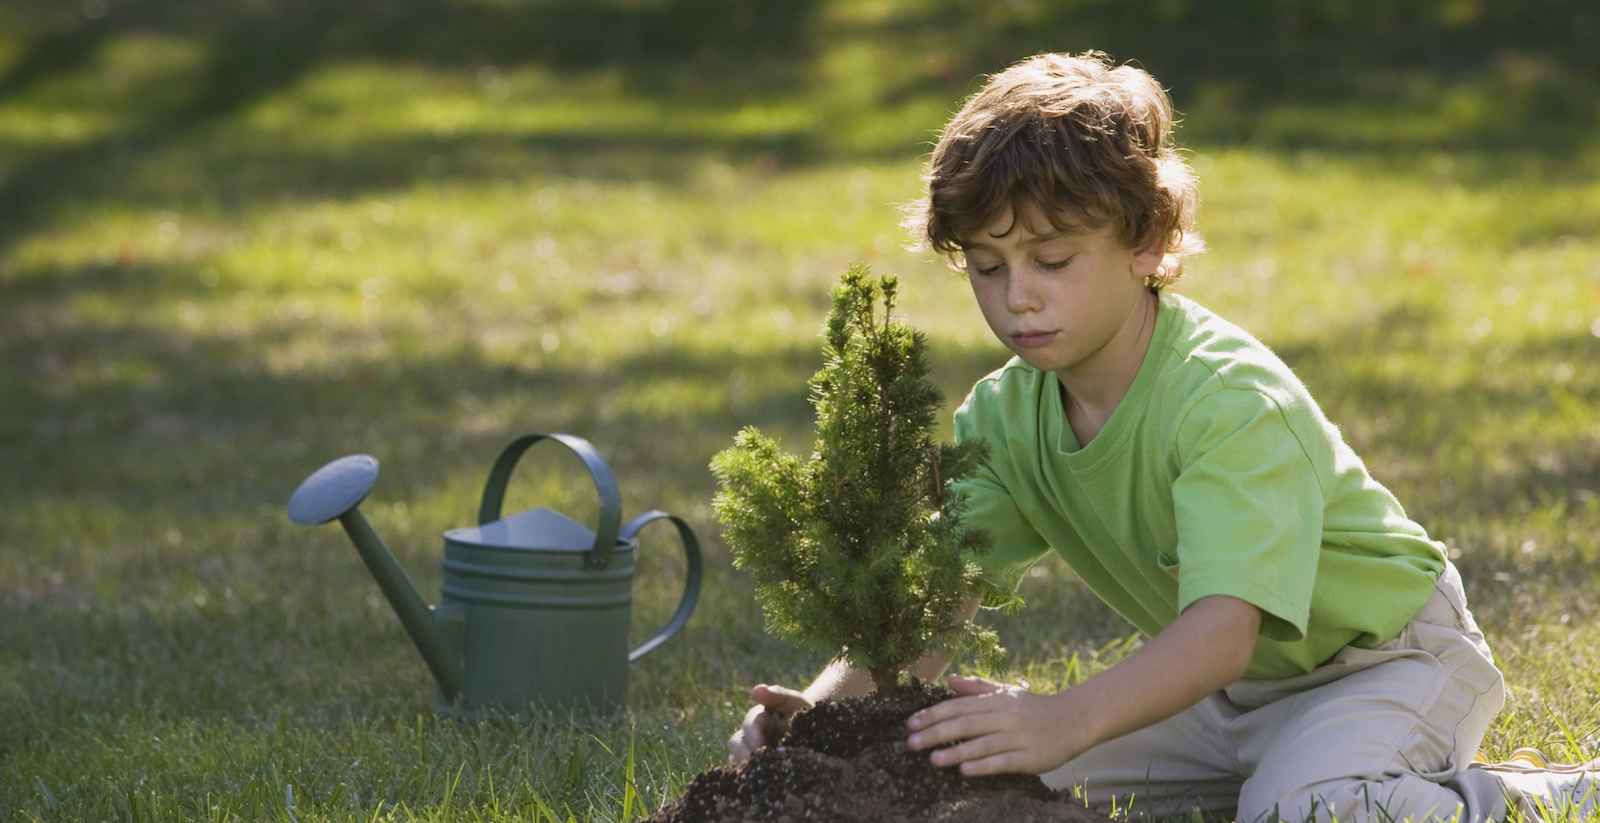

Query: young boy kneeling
(729, 52), (1596, 823)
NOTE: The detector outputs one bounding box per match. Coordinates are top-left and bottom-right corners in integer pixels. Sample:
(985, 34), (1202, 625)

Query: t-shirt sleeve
(953, 469), (1052, 597)
(953, 393), (1052, 597)
(1171, 388), (1324, 642)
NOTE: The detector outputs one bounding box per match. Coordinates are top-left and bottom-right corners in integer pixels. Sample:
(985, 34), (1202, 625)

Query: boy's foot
(1487, 754), (1600, 821)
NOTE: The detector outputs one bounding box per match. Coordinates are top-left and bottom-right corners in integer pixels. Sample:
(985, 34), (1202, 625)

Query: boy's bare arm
(905, 594), (1261, 776)
(727, 598), (983, 764)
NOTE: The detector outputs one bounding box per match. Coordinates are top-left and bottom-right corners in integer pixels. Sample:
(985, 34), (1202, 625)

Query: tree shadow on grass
(0, 128), (825, 228)
(0, 0), (826, 255)
(0, 274), (825, 518)
(0, 0), (823, 107)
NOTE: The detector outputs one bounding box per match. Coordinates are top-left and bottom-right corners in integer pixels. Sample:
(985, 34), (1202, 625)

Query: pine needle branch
(711, 264), (1011, 693)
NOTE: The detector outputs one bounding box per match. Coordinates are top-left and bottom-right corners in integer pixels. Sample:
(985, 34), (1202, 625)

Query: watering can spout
(287, 455), (465, 699)
(336, 505), (466, 698)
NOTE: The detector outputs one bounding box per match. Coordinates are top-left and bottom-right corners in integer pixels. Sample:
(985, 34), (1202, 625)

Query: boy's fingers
(906, 688), (1006, 732)
(957, 749), (1033, 777)
(928, 729), (1016, 768)
(933, 728), (1060, 776)
(735, 686), (809, 749)
(747, 705), (783, 740)
(906, 700), (971, 734)
(726, 735), (754, 765)
(729, 707), (787, 764)
(908, 705), (1014, 750)
(945, 674), (1004, 695)
(728, 682), (818, 766)
(751, 683), (812, 717)
(728, 716), (761, 764)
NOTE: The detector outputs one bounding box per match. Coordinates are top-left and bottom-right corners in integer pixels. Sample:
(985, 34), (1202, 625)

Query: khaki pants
(1040, 563), (1507, 822)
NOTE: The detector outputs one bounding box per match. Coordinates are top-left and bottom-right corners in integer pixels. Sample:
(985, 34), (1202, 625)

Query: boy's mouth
(1011, 331), (1058, 349)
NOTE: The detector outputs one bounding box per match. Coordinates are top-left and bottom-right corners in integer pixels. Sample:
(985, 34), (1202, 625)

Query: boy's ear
(1130, 230), (1167, 278)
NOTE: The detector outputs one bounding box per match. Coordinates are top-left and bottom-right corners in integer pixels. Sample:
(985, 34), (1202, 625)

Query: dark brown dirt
(641, 682), (1112, 823)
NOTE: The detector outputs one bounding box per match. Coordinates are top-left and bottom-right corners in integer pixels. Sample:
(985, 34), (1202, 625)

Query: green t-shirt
(954, 291), (1445, 679)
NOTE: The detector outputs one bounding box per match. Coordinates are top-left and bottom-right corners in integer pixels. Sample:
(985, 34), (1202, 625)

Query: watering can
(286, 433), (703, 720)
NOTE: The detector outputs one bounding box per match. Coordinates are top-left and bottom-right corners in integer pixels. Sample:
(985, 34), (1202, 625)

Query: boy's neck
(1056, 289), (1161, 446)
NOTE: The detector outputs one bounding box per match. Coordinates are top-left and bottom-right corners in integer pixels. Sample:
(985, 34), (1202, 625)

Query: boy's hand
(905, 674), (1087, 776)
(727, 684), (813, 764)
(906, 595), (1261, 778)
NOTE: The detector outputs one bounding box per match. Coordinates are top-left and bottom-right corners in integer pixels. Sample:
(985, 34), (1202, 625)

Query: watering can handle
(478, 433), (623, 570)
(621, 511), (704, 662)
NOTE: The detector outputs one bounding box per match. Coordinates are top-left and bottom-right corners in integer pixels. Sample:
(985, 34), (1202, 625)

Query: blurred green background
(2, 1), (1599, 820)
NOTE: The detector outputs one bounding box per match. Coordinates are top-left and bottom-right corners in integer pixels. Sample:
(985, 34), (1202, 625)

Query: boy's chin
(1008, 350), (1066, 373)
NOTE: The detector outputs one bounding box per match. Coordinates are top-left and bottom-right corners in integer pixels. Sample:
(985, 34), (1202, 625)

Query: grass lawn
(2, 3), (1599, 821)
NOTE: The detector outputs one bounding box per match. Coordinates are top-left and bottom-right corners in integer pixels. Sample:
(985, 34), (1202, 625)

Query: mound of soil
(642, 682), (1112, 823)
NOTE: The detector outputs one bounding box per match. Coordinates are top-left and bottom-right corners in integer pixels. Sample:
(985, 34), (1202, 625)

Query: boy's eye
(968, 261), (1002, 277)
(1039, 258), (1072, 271)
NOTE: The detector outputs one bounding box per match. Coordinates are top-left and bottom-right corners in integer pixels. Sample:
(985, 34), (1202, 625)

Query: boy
(728, 52), (1596, 822)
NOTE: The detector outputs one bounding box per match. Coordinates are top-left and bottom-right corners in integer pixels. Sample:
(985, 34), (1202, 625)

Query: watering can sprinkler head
(287, 454), (379, 527)
(287, 434), (703, 720)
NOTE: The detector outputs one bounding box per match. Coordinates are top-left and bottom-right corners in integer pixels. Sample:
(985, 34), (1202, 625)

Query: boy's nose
(1006, 268), (1042, 313)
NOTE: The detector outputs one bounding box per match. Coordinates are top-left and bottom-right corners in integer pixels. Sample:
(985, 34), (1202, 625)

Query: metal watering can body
(287, 433), (702, 720)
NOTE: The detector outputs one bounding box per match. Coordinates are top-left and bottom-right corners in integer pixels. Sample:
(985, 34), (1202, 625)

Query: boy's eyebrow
(958, 229), (1078, 250)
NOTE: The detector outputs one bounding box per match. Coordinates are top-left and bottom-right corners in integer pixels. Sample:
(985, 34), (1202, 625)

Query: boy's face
(961, 205), (1165, 382)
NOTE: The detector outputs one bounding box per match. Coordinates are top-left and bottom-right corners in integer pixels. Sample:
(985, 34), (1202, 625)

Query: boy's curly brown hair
(905, 51), (1203, 288)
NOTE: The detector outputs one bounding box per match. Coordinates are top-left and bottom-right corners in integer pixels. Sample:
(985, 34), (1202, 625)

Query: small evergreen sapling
(712, 266), (1015, 695)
